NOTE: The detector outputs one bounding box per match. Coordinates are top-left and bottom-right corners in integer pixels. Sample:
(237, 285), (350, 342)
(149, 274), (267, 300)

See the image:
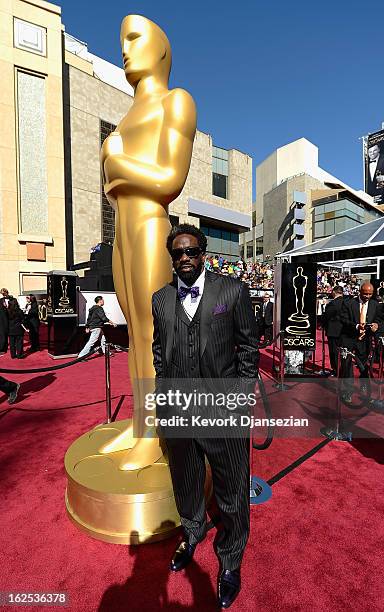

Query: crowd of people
(204, 255), (274, 289)
(0, 288), (40, 359)
(0, 288), (41, 406)
(317, 268), (363, 298)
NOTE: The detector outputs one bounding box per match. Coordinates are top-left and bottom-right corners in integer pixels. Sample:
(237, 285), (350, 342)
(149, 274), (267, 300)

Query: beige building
(242, 138), (383, 261)
(0, 0), (252, 294)
(0, 0), (66, 294)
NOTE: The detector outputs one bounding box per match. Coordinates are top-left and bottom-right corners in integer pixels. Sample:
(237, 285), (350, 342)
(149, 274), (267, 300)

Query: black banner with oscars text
(365, 129), (384, 205)
(47, 271), (77, 316)
(280, 263), (317, 350)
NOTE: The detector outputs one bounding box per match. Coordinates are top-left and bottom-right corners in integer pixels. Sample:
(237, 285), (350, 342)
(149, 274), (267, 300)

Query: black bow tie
(178, 286), (200, 300)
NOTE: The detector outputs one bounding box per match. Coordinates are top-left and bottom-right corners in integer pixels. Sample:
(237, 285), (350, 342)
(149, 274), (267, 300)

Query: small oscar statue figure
(59, 277), (70, 307)
(286, 267), (310, 336)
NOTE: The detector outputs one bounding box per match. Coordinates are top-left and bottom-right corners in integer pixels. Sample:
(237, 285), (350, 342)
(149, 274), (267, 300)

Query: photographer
(77, 296), (117, 359)
(340, 283), (382, 403)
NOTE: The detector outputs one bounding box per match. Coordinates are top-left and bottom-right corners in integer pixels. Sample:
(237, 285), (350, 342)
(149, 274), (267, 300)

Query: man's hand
(371, 323), (379, 333)
(86, 327), (90, 333)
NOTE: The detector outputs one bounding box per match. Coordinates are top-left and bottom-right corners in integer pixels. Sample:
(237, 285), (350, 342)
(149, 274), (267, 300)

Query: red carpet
(1, 343), (384, 611)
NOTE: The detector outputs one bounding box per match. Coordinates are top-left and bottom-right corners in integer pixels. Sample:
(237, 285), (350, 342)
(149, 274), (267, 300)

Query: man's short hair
(166, 223), (207, 255)
(333, 286), (344, 295)
(95, 295), (103, 303)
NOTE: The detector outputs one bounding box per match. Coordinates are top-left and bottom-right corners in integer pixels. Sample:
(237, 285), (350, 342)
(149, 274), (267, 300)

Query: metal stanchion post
(105, 342), (112, 424)
(311, 347), (315, 375)
(281, 335), (289, 390)
(273, 331), (289, 390)
(379, 338), (384, 401)
(318, 318), (330, 376)
(369, 337), (384, 409)
(321, 346), (352, 441)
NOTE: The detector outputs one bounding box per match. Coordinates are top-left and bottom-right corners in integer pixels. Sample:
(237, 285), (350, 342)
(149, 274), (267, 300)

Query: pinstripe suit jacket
(341, 297), (382, 339)
(152, 270), (260, 380)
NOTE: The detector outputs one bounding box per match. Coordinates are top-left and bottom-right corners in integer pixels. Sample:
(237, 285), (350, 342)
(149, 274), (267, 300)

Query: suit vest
(167, 297), (203, 379)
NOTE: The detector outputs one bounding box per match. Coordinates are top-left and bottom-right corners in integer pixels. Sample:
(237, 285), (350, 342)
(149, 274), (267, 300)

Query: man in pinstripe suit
(152, 224), (259, 609)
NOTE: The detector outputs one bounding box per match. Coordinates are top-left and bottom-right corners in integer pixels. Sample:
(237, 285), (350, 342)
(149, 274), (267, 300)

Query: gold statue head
(120, 15), (172, 87)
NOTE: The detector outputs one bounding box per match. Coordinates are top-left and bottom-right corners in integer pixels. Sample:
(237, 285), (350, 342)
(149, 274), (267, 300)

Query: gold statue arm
(103, 89), (196, 205)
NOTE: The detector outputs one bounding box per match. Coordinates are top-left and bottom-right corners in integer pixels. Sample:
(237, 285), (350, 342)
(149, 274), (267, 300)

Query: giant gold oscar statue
(65, 15), (197, 543)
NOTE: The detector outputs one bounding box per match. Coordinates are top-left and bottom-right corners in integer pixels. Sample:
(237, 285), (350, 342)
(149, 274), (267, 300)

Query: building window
(246, 243), (253, 259)
(313, 198), (366, 240)
(256, 236), (263, 257)
(100, 120), (117, 244)
(201, 224), (239, 257)
(212, 146), (229, 199)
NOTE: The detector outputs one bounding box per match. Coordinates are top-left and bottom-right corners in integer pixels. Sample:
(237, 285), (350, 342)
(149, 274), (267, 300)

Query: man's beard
(177, 263), (203, 286)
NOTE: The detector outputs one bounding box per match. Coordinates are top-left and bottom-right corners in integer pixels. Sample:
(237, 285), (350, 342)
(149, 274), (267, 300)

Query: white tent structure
(277, 218), (384, 277)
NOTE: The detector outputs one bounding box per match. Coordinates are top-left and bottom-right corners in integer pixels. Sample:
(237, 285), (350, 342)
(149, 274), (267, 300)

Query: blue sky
(59, 0), (383, 195)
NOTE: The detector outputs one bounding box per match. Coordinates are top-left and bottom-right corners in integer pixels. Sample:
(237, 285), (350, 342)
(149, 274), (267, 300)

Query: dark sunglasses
(171, 247), (202, 260)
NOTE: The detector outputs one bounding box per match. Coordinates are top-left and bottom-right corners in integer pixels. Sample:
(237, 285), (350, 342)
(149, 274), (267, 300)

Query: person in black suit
(8, 298), (25, 359)
(256, 292), (273, 344)
(25, 294), (40, 352)
(366, 143), (384, 201)
(340, 283), (382, 402)
(152, 223), (259, 609)
(0, 287), (10, 354)
(322, 286), (344, 375)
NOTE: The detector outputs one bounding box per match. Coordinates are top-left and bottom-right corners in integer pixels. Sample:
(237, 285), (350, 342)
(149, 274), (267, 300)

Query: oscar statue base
(65, 419), (212, 544)
(65, 419), (180, 544)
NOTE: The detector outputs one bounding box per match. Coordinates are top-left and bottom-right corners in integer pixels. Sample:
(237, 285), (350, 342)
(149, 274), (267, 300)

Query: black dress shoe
(217, 568), (241, 609)
(170, 541), (195, 572)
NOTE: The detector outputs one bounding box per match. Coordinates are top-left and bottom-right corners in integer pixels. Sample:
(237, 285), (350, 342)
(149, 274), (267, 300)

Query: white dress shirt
(369, 158), (378, 181)
(177, 269), (206, 320)
(357, 298), (368, 329)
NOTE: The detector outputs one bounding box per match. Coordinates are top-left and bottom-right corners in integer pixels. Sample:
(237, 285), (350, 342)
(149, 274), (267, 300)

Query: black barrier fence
(105, 344), (128, 422)
(0, 349), (98, 373)
(0, 342), (129, 423)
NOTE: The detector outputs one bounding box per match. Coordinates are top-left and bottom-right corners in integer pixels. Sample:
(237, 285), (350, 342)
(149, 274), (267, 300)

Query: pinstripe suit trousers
(166, 436), (250, 571)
